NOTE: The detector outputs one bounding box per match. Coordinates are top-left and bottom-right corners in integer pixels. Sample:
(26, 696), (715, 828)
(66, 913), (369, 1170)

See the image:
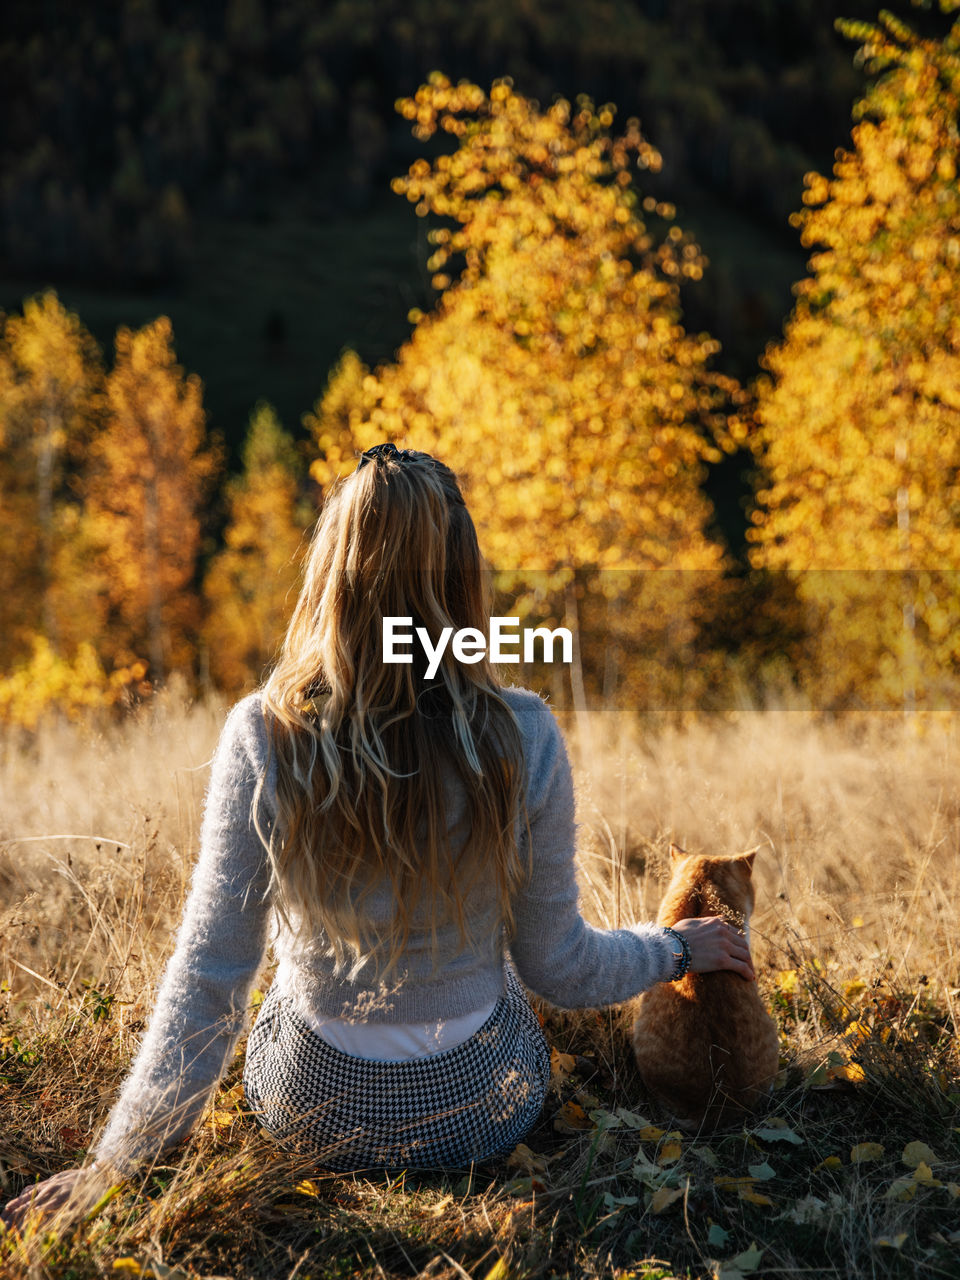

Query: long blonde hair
(258, 447), (527, 976)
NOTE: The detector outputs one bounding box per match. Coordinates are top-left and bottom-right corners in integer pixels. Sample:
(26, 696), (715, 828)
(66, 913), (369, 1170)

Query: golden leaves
(553, 1101), (594, 1134)
(83, 314), (219, 678)
(649, 1185), (685, 1213)
(850, 1142), (885, 1164)
(901, 1140), (940, 1169)
(750, 15), (960, 709)
(112, 1260), (230, 1280)
(299, 79), (738, 707)
(203, 401), (309, 692)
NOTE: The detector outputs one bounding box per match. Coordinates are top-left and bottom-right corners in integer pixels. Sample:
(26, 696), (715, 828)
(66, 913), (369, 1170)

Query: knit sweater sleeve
(506, 693), (676, 1007)
(94, 695), (274, 1173)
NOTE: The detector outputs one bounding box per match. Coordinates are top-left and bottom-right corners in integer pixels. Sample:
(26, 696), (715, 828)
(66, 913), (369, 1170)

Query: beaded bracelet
(662, 926), (691, 981)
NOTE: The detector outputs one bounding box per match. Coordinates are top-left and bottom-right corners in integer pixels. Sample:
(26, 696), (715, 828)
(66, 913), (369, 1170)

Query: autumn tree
(308, 77), (746, 706)
(84, 317), (219, 683)
(0, 291), (103, 666)
(203, 401), (311, 691)
(749, 9), (960, 709)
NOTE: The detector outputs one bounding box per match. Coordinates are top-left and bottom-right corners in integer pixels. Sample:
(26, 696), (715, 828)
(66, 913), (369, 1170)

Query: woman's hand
(1, 1167), (97, 1230)
(670, 916), (755, 981)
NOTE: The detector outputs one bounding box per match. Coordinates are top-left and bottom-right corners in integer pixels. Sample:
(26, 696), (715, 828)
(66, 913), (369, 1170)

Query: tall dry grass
(1, 684), (226, 1012)
(571, 707), (960, 994)
(1, 694), (958, 1279)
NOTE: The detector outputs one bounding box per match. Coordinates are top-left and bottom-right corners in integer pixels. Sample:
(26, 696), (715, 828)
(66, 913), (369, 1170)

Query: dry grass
(1, 695), (958, 1279)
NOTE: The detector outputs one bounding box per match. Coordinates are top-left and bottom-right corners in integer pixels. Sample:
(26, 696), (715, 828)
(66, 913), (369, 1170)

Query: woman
(2, 445), (752, 1225)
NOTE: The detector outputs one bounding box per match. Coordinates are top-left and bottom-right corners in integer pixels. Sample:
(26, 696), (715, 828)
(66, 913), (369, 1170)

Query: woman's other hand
(1, 1167), (98, 1230)
(671, 916), (755, 981)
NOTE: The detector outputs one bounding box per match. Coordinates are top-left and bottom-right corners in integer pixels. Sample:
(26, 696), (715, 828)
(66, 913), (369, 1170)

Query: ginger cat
(631, 845), (779, 1131)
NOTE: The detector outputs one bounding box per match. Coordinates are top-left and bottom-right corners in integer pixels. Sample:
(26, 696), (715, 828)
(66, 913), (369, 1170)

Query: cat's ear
(669, 843), (688, 863)
(734, 850), (757, 872)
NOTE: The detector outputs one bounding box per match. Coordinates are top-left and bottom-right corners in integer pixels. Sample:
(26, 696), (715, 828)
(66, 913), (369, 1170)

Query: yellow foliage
(203, 401), (312, 691)
(0, 291), (103, 667)
(850, 1142), (885, 1164)
(83, 317), (220, 683)
(307, 77), (744, 704)
(750, 15), (960, 708)
(0, 635), (143, 729)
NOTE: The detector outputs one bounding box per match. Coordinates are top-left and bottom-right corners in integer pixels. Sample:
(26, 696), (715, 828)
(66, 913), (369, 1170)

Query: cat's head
(664, 843), (758, 927)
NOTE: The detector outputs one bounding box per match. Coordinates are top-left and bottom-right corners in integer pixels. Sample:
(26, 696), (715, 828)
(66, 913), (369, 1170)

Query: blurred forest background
(1, 0), (959, 723)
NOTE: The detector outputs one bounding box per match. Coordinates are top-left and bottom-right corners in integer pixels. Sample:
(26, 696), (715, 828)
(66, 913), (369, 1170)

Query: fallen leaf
(813, 1156), (843, 1172)
(843, 1018), (870, 1045)
(835, 1061), (865, 1084)
(884, 1177), (917, 1202)
(850, 1142), (885, 1164)
(549, 1050), (576, 1088)
(502, 1176), (545, 1196)
(873, 1234), (908, 1250)
(550, 1050), (575, 1075)
(295, 1180), (321, 1197)
(482, 1258), (511, 1280)
(658, 1140), (682, 1166)
(754, 1123), (803, 1145)
(553, 1100), (593, 1134)
(707, 1222), (731, 1248)
(428, 1194), (453, 1217)
(603, 1192), (639, 1211)
(209, 1109), (235, 1134)
(902, 1141), (940, 1168)
(650, 1185), (685, 1213)
(747, 1161), (776, 1182)
(777, 969), (799, 995)
(637, 1124), (666, 1143)
(714, 1176), (759, 1191)
(804, 1062), (836, 1089)
(112, 1263), (192, 1280)
(615, 1107), (652, 1130)
(739, 1189), (774, 1207)
(506, 1144), (549, 1177)
(911, 1162), (942, 1188)
(691, 1145), (719, 1167)
(728, 1243), (764, 1272)
(589, 1108), (621, 1129)
(779, 1193), (844, 1226)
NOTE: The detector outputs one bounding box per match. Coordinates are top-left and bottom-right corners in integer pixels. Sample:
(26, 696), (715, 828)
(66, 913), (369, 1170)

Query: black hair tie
(357, 442), (413, 468)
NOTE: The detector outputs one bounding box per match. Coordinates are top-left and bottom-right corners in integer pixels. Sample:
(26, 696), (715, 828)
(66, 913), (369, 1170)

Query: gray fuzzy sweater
(95, 687), (675, 1169)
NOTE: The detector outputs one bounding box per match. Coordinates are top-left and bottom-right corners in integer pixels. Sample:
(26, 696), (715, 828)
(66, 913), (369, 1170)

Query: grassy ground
(1, 693), (958, 1279)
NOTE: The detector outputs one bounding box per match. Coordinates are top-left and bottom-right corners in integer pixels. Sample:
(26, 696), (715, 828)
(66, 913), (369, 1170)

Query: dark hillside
(1, 0), (951, 455)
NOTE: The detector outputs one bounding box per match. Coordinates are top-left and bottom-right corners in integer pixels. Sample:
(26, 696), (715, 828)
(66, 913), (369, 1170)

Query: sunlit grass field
(2, 691), (959, 1279)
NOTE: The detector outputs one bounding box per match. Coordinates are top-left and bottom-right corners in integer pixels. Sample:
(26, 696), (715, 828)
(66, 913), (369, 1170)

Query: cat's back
(630, 847), (779, 1129)
(632, 969), (779, 1129)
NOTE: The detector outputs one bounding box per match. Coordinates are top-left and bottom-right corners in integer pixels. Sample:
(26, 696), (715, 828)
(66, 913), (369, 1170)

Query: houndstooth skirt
(242, 965), (550, 1172)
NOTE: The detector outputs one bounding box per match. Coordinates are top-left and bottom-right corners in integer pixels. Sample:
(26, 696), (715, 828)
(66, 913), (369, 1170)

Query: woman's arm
(3, 698), (275, 1227)
(92, 695), (275, 1172)
(507, 695), (748, 1005)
